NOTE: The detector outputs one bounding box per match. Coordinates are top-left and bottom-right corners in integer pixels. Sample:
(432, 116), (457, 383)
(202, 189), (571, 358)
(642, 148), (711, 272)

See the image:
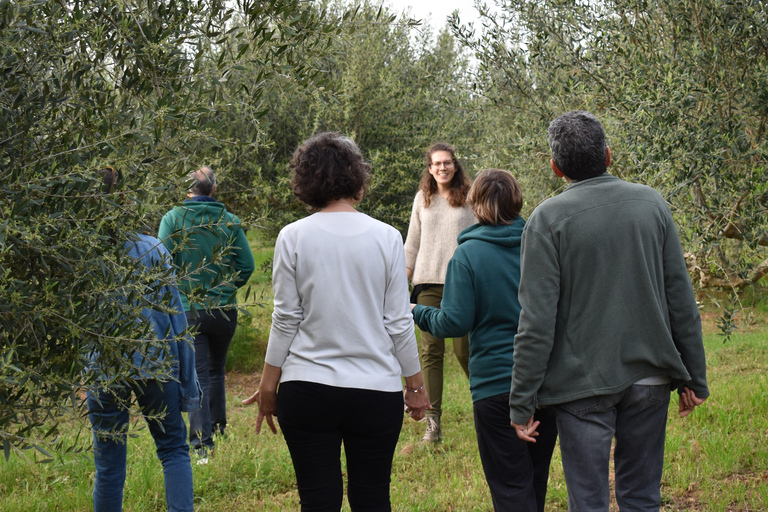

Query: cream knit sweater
(404, 190), (477, 286)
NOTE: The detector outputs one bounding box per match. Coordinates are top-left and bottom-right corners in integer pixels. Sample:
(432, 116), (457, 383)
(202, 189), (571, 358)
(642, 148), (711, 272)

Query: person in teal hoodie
(159, 166), (255, 457)
(412, 170), (557, 512)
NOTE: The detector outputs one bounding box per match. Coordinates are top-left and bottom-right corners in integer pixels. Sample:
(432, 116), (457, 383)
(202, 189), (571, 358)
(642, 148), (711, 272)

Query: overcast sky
(382, 0), (484, 33)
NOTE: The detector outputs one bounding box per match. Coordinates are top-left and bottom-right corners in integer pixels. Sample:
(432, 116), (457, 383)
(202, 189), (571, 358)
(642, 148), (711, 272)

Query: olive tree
(213, 1), (481, 238)
(0, 0), (356, 458)
(454, 0), (768, 293)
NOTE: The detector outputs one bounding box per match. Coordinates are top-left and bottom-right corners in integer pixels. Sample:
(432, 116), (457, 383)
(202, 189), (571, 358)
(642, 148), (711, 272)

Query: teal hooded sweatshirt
(158, 198), (255, 312)
(412, 217), (525, 402)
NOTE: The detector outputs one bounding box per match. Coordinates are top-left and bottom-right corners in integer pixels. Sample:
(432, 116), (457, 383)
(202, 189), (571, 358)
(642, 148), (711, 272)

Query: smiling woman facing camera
(244, 132), (429, 512)
(403, 142), (476, 443)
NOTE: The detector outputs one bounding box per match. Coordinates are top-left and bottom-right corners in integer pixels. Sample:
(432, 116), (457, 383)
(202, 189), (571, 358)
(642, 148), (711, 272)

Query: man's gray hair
(548, 111), (607, 181)
(189, 166), (216, 196)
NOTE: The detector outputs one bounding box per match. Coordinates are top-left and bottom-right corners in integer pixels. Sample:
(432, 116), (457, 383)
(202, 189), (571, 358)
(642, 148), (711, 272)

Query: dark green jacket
(158, 198), (255, 312)
(509, 174), (709, 425)
(413, 218), (525, 402)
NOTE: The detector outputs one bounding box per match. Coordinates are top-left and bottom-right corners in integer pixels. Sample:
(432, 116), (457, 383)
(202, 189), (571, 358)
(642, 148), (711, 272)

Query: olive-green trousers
(417, 285), (470, 418)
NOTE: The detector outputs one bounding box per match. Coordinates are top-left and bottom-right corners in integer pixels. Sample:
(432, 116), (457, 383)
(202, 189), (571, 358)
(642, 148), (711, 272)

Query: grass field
(0, 236), (766, 511)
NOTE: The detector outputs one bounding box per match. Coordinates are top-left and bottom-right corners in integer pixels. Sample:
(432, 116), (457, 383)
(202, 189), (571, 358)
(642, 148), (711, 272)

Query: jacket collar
(184, 195), (218, 203)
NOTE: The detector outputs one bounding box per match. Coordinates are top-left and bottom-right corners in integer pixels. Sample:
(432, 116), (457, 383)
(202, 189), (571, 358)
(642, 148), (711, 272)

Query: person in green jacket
(159, 166), (255, 458)
(412, 170), (557, 512)
(509, 111), (709, 511)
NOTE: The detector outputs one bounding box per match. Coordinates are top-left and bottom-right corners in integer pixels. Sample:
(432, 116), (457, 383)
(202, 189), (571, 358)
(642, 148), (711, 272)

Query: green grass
(2, 331), (766, 511)
(1, 233), (766, 510)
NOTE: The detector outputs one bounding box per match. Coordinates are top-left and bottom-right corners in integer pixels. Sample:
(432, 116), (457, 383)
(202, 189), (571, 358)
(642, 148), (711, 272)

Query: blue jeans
(87, 380), (194, 512)
(554, 384), (670, 512)
(187, 309), (237, 453)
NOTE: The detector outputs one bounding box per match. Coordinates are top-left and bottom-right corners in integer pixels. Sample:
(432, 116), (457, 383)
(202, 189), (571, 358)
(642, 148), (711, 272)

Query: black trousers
(187, 309), (238, 452)
(276, 381), (403, 512)
(473, 394), (558, 512)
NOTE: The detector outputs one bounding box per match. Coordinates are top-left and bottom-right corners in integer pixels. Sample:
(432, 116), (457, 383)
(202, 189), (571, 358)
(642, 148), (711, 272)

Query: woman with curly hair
(244, 132), (429, 512)
(403, 142), (476, 443)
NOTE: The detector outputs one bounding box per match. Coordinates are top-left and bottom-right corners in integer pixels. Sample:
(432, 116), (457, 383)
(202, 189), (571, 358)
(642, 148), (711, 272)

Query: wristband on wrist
(404, 384), (424, 394)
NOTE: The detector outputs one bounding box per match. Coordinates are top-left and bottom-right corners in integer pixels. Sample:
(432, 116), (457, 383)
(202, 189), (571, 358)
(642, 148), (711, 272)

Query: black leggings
(276, 381), (403, 512)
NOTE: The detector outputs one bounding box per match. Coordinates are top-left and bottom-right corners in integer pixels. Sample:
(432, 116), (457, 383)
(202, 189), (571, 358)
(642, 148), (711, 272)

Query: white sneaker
(421, 416), (442, 443)
(196, 457), (209, 466)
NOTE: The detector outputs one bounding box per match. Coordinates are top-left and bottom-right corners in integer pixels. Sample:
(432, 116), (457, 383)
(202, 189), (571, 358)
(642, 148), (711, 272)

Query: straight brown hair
(467, 169), (523, 226)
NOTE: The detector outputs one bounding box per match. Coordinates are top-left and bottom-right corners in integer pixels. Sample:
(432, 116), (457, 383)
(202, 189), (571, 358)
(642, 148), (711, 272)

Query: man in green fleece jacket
(159, 166), (255, 458)
(509, 111), (709, 511)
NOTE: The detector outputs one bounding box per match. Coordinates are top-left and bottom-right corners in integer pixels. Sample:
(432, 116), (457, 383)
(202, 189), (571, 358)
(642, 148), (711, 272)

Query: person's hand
(242, 389), (278, 434)
(403, 388), (431, 421)
(511, 416), (540, 443)
(678, 387), (707, 418)
(410, 303), (416, 311)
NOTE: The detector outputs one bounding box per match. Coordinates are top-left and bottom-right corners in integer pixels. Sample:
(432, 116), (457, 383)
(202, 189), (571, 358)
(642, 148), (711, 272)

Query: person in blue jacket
(412, 169), (557, 512)
(87, 168), (201, 512)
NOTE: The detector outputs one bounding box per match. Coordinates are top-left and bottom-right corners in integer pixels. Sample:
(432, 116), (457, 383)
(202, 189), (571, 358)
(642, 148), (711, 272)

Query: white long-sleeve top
(265, 212), (421, 392)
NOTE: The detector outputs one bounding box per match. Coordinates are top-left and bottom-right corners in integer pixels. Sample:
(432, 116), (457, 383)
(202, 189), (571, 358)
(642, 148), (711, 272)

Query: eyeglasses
(430, 160), (454, 169)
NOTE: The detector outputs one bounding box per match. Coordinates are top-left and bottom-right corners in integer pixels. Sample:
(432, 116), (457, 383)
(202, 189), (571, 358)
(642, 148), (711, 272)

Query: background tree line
(1, 0), (766, 454)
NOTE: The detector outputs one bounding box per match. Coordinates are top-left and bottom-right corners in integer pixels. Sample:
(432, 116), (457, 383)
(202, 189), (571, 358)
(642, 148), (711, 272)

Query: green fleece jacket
(509, 174), (709, 425)
(412, 218), (525, 402)
(158, 198), (255, 312)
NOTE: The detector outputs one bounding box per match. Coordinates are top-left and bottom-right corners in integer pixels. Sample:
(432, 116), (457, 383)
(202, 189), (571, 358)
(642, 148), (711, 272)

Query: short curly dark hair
(290, 132), (371, 210)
